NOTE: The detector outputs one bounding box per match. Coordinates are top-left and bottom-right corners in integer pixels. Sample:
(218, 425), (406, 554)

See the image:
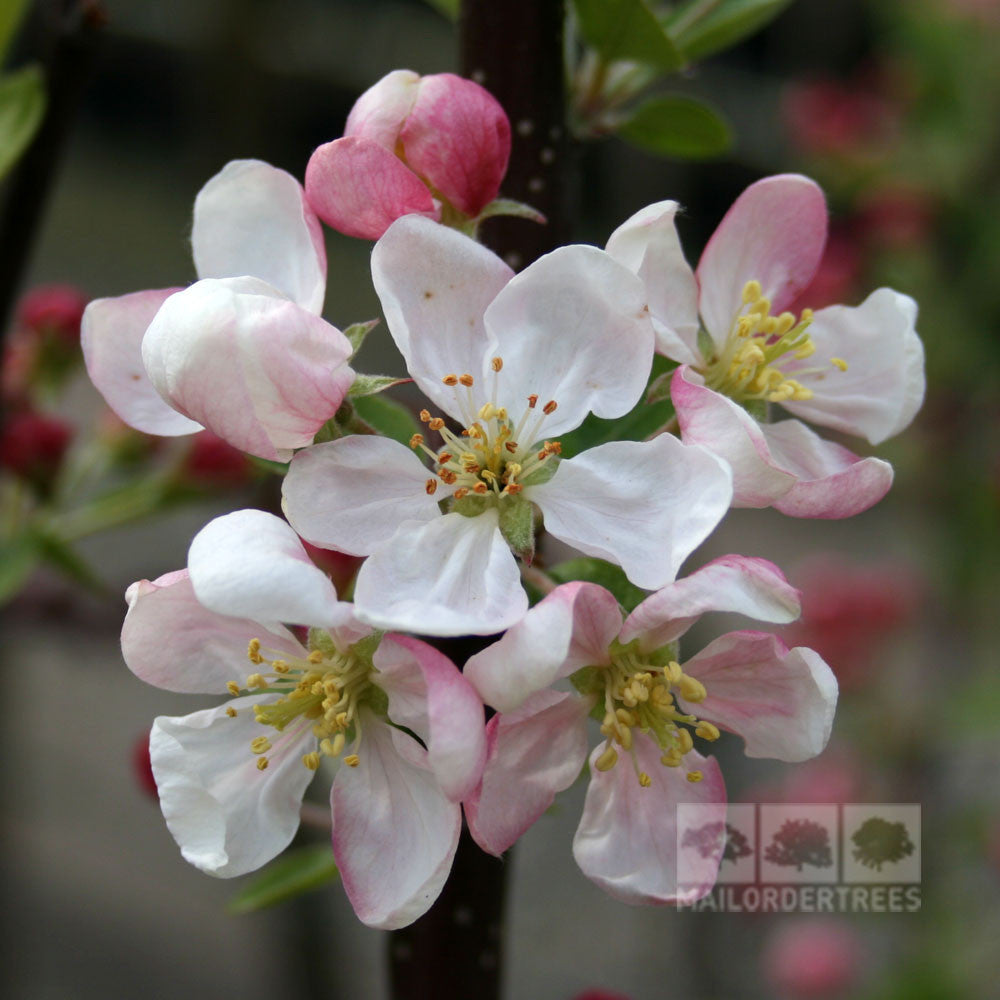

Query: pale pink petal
(151, 696), (316, 878)
(621, 555), (801, 651)
(697, 175), (827, 349)
(761, 420), (894, 519)
(371, 215), (512, 421)
(81, 289), (202, 436)
(123, 569), (304, 693)
(464, 581), (621, 713)
(605, 200), (702, 365)
(783, 289), (924, 445)
(373, 634), (486, 802)
(672, 366), (796, 507)
(465, 690), (591, 856)
(353, 510), (527, 637)
(141, 277), (354, 462)
(530, 435), (732, 590)
(483, 245), (656, 437)
(282, 435), (440, 555)
(305, 137), (438, 241)
(402, 72), (511, 217)
(192, 159), (327, 314)
(681, 631), (838, 762)
(332, 714), (461, 929)
(188, 509), (351, 628)
(344, 69), (420, 148)
(572, 740), (727, 905)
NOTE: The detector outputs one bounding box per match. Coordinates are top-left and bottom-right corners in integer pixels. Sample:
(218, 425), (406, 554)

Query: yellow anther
(495, 407), (508, 421)
(248, 638), (263, 664)
(226, 707), (237, 718)
(615, 708), (637, 726)
(335, 712), (349, 728)
(774, 312), (796, 336)
(308, 650), (324, 664)
(419, 409), (432, 423)
(491, 357), (504, 372)
(595, 746), (619, 771)
(615, 725), (633, 751)
(638, 772), (652, 788)
(830, 357), (848, 372)
(505, 462), (522, 478)
(478, 402), (496, 421)
(428, 417), (445, 431)
(302, 752), (320, 771)
(742, 280), (762, 303)
(621, 688), (638, 708)
(664, 661), (683, 685)
(330, 733), (346, 756)
(686, 770), (703, 784)
(439, 469), (457, 485)
(677, 729), (694, 754)
(753, 297), (771, 318)
(472, 482), (488, 495)
(247, 673), (268, 690)
(454, 487), (470, 499)
(409, 433), (424, 449)
(459, 373), (475, 387)
(503, 483), (523, 495)
(481, 469), (498, 483)
(344, 754), (360, 768)
(425, 478), (438, 495)
(800, 308), (813, 323)
(794, 340), (816, 360)
(250, 736), (272, 754)
(256, 757), (269, 771)
(678, 675), (707, 703)
(272, 660), (289, 674)
(226, 681), (240, 696)
(442, 374), (459, 386)
(695, 721), (721, 742)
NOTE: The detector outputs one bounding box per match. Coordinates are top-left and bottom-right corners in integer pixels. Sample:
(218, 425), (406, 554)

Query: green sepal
(645, 366), (676, 405)
(743, 398), (768, 421)
(573, 0), (683, 71)
(248, 454), (291, 475)
(570, 665), (606, 699)
(665, 0), (794, 63)
(364, 683), (389, 718)
(549, 557), (648, 613)
(697, 327), (715, 361)
(308, 628), (338, 657)
(228, 844), (339, 914)
(520, 456), (560, 487)
(0, 64), (46, 181)
(645, 641), (680, 667)
(498, 493), (535, 562)
(342, 319), (380, 359)
(450, 493), (494, 518)
(617, 95), (732, 160)
(352, 394), (420, 447)
(350, 630), (383, 666)
(348, 373), (409, 398)
(474, 198), (547, 226)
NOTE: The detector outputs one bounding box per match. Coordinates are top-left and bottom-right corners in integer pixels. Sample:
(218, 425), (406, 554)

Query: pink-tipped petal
(465, 690), (591, 856)
(305, 137), (438, 241)
(192, 159), (327, 314)
(122, 570), (304, 694)
(621, 555), (801, 651)
(371, 215), (512, 421)
(783, 288), (925, 445)
(353, 511), (527, 637)
(282, 435), (440, 556)
(345, 69), (420, 148)
(187, 509), (351, 628)
(530, 435), (732, 590)
(672, 366), (797, 507)
(81, 289), (202, 437)
(681, 631), (838, 762)
(151, 696), (316, 878)
(374, 634), (486, 802)
(465, 581), (621, 714)
(483, 245), (656, 438)
(572, 740), (726, 905)
(761, 420), (894, 519)
(141, 277), (353, 462)
(697, 175), (827, 349)
(606, 200), (702, 365)
(332, 715), (461, 930)
(401, 73), (511, 217)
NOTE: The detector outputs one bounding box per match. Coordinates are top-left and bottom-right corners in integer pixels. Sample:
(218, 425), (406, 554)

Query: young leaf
(228, 843), (339, 914)
(548, 557), (648, 612)
(573, 0), (683, 71)
(475, 198), (547, 225)
(348, 374), (409, 398)
(353, 394), (420, 447)
(0, 0), (30, 64)
(0, 64), (46, 181)
(0, 532), (41, 605)
(618, 95), (732, 160)
(667, 0), (793, 63)
(342, 319), (379, 359)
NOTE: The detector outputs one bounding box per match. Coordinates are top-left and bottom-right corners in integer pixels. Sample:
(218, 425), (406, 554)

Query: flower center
(408, 357), (562, 503)
(697, 279), (848, 406)
(580, 647), (720, 788)
(227, 635), (377, 773)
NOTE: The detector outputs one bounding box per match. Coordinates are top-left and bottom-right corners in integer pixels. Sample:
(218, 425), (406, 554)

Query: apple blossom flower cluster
(87, 69), (925, 929)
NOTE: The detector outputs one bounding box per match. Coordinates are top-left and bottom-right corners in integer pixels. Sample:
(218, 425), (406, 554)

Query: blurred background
(2, 0), (999, 997)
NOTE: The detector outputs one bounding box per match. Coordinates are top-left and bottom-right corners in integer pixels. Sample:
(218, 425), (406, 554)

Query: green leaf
(666, 0), (793, 63)
(475, 198), (547, 225)
(618, 95), (732, 159)
(422, 0), (459, 19)
(343, 319), (379, 359)
(32, 528), (107, 593)
(348, 373), (409, 398)
(352, 393), (420, 447)
(548, 557), (648, 612)
(0, 64), (46, 181)
(0, 0), (30, 63)
(0, 532), (41, 604)
(573, 0), (683, 71)
(228, 843), (339, 914)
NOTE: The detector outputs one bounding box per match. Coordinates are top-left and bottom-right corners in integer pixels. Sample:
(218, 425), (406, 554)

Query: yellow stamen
(686, 770), (703, 783)
(256, 757), (269, 771)
(302, 752), (320, 771)
(226, 707), (237, 718)
(248, 638), (263, 664)
(595, 746), (618, 771)
(830, 357), (848, 372)
(226, 681), (240, 696)
(344, 754), (360, 768)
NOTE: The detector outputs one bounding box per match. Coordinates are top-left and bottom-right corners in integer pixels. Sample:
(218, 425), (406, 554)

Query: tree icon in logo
(764, 818), (834, 871)
(851, 816), (915, 871)
(682, 821), (753, 864)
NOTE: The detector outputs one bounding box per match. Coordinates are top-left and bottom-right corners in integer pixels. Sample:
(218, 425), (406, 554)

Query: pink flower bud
(132, 734), (158, 800)
(0, 410), (73, 484)
(763, 919), (862, 998)
(18, 284), (88, 343)
(181, 430), (254, 488)
(306, 70), (511, 239)
(782, 78), (896, 158)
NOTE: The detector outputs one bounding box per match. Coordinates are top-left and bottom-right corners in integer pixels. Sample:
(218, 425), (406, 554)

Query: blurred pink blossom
(763, 919), (863, 998)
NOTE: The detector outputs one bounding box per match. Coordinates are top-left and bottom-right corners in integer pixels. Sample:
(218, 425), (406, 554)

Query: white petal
(123, 569), (305, 693)
(483, 245), (656, 438)
(530, 436), (733, 590)
(192, 159), (327, 314)
(188, 509), (350, 628)
(605, 200), (702, 365)
(81, 289), (202, 436)
(465, 581), (621, 713)
(353, 511), (528, 636)
(332, 714), (460, 930)
(282, 435), (439, 556)
(783, 288), (925, 444)
(151, 696), (316, 878)
(371, 215), (512, 421)
(682, 632), (838, 762)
